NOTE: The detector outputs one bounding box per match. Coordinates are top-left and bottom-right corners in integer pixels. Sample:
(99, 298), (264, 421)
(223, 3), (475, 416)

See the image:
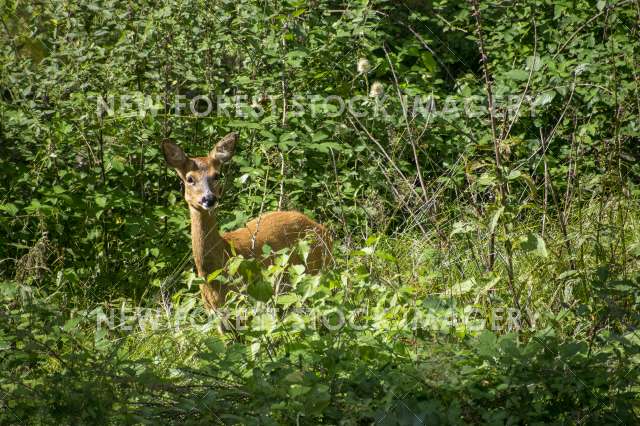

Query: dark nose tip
(201, 195), (217, 207)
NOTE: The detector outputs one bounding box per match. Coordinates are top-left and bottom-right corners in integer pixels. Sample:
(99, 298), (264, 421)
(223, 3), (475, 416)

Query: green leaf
(451, 278), (476, 295)
(489, 206), (505, 234)
(297, 240), (310, 263)
(521, 233), (548, 258)
(283, 370), (304, 383)
(450, 221), (474, 237)
(204, 337), (225, 355)
(476, 331), (498, 358)
(375, 250), (396, 262)
(110, 157), (125, 172)
(311, 131), (328, 143)
(0, 203), (18, 216)
(248, 280), (273, 302)
(421, 52), (437, 72)
(238, 259), (262, 283)
(507, 170), (522, 180)
(477, 173), (496, 187)
(306, 384), (331, 414)
(62, 317), (82, 332)
(227, 257), (244, 276)
(277, 293), (299, 308)
(533, 91), (556, 107)
(504, 69), (529, 81)
(526, 54), (542, 71)
(228, 120), (262, 129)
(475, 277), (501, 304)
(207, 268), (223, 283)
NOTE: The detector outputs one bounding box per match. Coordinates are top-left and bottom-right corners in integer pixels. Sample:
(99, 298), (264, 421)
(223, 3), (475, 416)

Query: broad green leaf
(248, 280), (273, 302)
(0, 203), (18, 216)
(450, 221), (474, 237)
(489, 206), (505, 234)
(504, 69), (529, 81)
(533, 91), (555, 107)
(451, 278), (476, 295)
(521, 233), (548, 258)
(526, 54), (542, 71)
(228, 120), (262, 129)
(207, 268), (223, 282)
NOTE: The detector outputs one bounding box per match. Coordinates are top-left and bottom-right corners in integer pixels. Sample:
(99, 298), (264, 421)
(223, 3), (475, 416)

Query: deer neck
(189, 206), (227, 275)
(189, 207), (228, 308)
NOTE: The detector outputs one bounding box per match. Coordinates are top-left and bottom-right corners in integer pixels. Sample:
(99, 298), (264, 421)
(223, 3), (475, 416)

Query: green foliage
(2, 255), (640, 424)
(1, 0), (640, 423)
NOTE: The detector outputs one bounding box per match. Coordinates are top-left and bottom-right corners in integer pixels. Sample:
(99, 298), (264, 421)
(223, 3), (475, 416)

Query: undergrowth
(2, 199), (640, 424)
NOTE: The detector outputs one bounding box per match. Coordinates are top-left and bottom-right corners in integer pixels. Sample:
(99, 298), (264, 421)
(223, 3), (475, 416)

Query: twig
(469, 0), (499, 168)
(347, 115), (428, 234)
(278, 150), (285, 210)
(502, 17), (537, 142)
(404, 24), (458, 86)
(382, 43), (428, 204)
(469, 0), (502, 272)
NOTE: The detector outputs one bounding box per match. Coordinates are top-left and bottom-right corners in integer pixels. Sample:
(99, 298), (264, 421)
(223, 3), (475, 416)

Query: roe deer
(162, 132), (332, 309)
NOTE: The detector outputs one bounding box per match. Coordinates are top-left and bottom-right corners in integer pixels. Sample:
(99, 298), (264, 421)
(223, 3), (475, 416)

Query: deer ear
(161, 140), (187, 169)
(209, 132), (237, 164)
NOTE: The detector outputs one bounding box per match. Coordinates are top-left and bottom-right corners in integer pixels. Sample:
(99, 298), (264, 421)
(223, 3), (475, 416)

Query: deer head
(161, 132), (237, 211)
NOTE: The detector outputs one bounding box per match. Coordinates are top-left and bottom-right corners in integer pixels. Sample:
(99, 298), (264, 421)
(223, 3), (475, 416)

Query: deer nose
(201, 195), (217, 208)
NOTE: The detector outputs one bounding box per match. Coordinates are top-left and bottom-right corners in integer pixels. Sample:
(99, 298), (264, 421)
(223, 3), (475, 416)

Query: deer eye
(186, 175), (195, 185)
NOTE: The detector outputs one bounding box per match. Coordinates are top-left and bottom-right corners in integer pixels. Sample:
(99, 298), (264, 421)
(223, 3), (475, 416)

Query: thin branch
(404, 24), (458, 86)
(502, 17), (538, 142)
(382, 43), (428, 204)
